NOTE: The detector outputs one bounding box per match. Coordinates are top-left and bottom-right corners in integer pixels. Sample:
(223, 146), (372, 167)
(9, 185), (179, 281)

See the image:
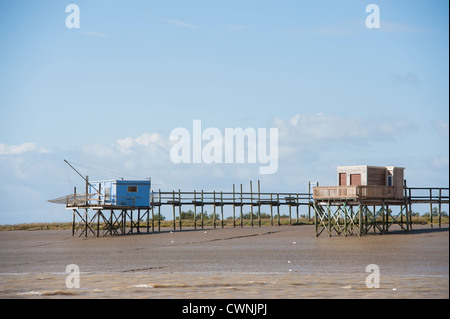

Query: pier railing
(406, 187), (449, 204)
(150, 190), (311, 206)
(313, 185), (395, 201)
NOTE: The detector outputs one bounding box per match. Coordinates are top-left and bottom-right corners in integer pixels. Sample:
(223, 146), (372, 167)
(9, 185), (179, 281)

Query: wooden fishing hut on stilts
(312, 165), (449, 237)
(48, 161), (312, 237)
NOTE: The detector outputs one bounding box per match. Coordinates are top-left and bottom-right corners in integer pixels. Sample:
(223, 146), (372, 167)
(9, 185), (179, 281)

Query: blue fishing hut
(89, 180), (151, 207)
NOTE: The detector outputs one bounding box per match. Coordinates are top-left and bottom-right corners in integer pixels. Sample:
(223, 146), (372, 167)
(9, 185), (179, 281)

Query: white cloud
(276, 113), (412, 142)
(273, 113), (414, 162)
(0, 142), (50, 155)
(135, 132), (163, 146)
(82, 114), (414, 176)
(81, 132), (171, 181)
(162, 19), (198, 29)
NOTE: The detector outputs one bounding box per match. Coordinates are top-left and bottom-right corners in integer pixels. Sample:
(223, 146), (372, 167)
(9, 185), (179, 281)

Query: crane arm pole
(64, 159), (98, 193)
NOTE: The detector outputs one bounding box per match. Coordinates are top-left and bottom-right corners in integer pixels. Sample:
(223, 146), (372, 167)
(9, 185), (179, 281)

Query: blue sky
(0, 0), (448, 223)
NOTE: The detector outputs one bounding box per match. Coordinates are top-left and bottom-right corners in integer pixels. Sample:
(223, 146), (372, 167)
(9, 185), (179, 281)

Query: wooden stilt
(179, 190), (182, 231)
(232, 184), (236, 228)
(430, 188), (433, 228)
(201, 190), (204, 229)
(221, 191), (224, 228)
(258, 180), (261, 227)
(194, 190), (197, 230)
(240, 184), (243, 228)
(250, 181), (253, 227)
(277, 193), (280, 226)
(439, 188), (442, 228)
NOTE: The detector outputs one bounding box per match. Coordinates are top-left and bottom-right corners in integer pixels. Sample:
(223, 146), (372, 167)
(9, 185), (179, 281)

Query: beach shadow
(124, 226), (217, 237)
(385, 226), (449, 236)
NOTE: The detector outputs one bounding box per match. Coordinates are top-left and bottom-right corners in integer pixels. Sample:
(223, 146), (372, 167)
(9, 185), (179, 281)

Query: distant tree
(178, 210), (194, 219)
(241, 211), (271, 219)
(423, 207), (448, 217)
(151, 212), (166, 221)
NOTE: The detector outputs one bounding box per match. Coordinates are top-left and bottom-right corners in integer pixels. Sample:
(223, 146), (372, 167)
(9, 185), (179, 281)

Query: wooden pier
(62, 181), (312, 237)
(312, 184), (449, 237)
(49, 161), (449, 238)
(50, 181), (449, 238)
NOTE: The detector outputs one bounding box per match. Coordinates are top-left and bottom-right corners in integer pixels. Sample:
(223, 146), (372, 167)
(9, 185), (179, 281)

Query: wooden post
(220, 191), (224, 228)
(98, 183), (101, 205)
(403, 180), (408, 231)
(147, 208), (150, 234)
(408, 188), (413, 230)
(201, 190), (204, 229)
(233, 184), (236, 228)
(137, 209), (141, 234)
(110, 209), (113, 236)
(439, 188), (442, 228)
(240, 184), (243, 228)
(158, 190), (161, 232)
(213, 191), (216, 229)
(358, 205), (363, 237)
(296, 194), (299, 224)
(270, 194), (274, 226)
(386, 205), (390, 232)
(363, 206), (368, 234)
(429, 188), (433, 229)
(314, 204), (318, 237)
(96, 211), (100, 237)
(123, 209), (127, 235)
(308, 181), (311, 223)
(84, 209), (88, 237)
(172, 191), (176, 231)
(277, 193), (280, 226)
(85, 176), (89, 206)
(327, 203), (331, 237)
(250, 181), (253, 227)
(179, 190), (182, 231)
(343, 204), (348, 236)
(258, 180), (261, 227)
(130, 210), (134, 234)
(194, 190), (197, 230)
(72, 209), (75, 237)
(288, 203), (292, 225)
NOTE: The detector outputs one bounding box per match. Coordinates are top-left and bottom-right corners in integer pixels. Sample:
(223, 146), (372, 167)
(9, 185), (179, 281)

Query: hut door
(350, 174), (361, 186)
(339, 173), (347, 186)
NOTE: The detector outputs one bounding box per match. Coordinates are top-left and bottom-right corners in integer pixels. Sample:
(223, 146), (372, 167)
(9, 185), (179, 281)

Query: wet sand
(0, 225), (448, 298)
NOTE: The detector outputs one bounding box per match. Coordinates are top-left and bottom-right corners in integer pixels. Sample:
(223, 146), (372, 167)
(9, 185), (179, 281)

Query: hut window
(387, 175), (393, 186)
(128, 186), (138, 193)
(105, 187), (111, 200)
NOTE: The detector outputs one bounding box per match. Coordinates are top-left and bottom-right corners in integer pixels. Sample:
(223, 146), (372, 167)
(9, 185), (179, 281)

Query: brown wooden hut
(313, 165), (405, 202)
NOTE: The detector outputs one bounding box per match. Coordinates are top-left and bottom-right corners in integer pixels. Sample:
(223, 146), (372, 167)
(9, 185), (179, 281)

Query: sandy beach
(0, 224), (448, 298)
